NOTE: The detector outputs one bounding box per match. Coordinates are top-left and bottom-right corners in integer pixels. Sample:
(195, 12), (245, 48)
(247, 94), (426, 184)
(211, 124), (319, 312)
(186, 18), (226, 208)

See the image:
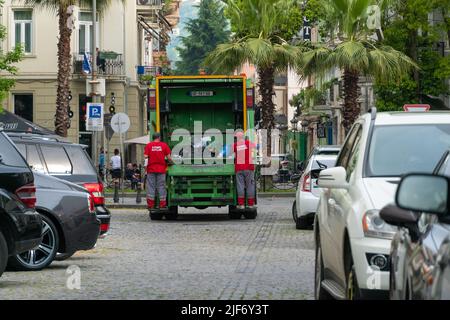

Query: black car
(7, 172), (101, 271)
(0, 132), (42, 277)
(381, 150), (450, 299)
(6, 132), (110, 236)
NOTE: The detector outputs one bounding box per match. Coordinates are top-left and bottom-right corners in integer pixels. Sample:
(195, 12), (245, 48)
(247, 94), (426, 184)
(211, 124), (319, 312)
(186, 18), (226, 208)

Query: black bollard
(136, 183), (142, 203)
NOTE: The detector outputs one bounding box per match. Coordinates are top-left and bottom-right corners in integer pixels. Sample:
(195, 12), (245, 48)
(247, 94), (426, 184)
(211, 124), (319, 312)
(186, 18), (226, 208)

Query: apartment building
(0, 0), (178, 164)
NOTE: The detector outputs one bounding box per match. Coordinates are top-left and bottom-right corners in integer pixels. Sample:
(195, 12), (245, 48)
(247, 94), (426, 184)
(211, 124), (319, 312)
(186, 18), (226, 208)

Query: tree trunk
(257, 65), (276, 191)
(257, 65), (276, 156)
(55, 5), (72, 137)
(342, 69), (360, 135)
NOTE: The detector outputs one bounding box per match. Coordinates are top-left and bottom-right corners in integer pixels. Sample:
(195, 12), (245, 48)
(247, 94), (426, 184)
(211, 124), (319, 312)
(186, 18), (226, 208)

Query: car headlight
(363, 209), (397, 240)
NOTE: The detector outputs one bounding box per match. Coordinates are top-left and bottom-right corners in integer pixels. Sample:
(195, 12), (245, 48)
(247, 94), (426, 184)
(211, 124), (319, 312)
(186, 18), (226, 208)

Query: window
(335, 123), (361, 168)
(344, 127), (363, 181)
(27, 144), (46, 173)
(13, 10), (32, 54)
(367, 124), (450, 177)
(0, 133), (28, 168)
(41, 145), (73, 175)
(14, 94), (33, 122)
(78, 12), (99, 54)
(64, 145), (96, 176)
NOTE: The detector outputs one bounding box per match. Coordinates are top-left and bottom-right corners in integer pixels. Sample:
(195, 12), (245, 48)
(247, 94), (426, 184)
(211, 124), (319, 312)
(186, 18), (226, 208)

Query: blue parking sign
(86, 103), (104, 131)
(89, 105), (102, 118)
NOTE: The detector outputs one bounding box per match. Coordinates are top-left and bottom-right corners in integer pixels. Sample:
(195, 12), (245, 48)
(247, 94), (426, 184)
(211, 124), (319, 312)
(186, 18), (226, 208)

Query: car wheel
(292, 201), (298, 223)
(165, 206), (179, 221)
(0, 231), (8, 278)
(243, 210), (257, 220)
(55, 251), (76, 261)
(8, 215), (59, 271)
(315, 232), (332, 300)
(346, 258), (363, 300)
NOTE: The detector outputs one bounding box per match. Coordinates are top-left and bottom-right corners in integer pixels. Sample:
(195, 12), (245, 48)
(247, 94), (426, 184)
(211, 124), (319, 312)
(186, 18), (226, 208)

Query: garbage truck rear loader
(147, 75), (257, 220)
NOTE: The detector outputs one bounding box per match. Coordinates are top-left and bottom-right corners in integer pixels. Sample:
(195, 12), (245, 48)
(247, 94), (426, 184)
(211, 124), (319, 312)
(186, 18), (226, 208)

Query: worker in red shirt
(231, 131), (256, 209)
(144, 132), (173, 209)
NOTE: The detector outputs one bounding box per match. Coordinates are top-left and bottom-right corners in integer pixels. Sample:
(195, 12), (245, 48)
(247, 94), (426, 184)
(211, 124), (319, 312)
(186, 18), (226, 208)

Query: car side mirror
(396, 174), (449, 215)
(297, 161), (305, 171)
(317, 167), (349, 189)
(380, 204), (419, 227)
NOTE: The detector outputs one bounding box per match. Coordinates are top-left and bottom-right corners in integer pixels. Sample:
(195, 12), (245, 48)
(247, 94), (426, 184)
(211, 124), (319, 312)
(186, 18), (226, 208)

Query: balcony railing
(72, 52), (124, 77)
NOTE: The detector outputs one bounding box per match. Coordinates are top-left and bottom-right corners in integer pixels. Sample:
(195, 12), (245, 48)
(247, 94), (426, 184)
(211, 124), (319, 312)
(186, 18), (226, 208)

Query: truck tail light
(301, 174), (311, 192)
(148, 89), (156, 110)
(16, 184), (37, 209)
(83, 183), (105, 206)
(100, 223), (110, 233)
(246, 88), (254, 108)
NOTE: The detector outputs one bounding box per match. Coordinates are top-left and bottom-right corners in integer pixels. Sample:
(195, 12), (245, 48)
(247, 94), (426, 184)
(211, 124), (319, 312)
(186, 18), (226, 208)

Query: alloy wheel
(17, 220), (56, 268)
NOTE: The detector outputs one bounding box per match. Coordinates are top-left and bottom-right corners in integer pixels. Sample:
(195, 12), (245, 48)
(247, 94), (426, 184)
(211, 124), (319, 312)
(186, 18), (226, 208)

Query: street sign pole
(111, 113), (131, 205)
(92, 0), (98, 170)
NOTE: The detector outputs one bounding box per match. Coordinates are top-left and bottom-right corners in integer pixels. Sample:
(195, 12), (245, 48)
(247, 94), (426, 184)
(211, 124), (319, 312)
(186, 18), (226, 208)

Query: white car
(292, 146), (340, 229)
(314, 109), (450, 300)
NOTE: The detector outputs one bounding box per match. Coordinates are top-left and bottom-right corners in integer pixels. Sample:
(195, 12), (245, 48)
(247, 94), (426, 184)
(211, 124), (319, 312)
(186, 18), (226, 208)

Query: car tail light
(16, 184), (37, 209)
(88, 195), (95, 213)
(83, 183), (105, 206)
(301, 174), (311, 192)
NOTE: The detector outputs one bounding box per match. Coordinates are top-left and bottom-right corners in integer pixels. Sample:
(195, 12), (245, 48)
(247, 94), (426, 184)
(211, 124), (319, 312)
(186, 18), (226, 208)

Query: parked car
(292, 147), (340, 229)
(6, 132), (110, 236)
(381, 150), (450, 299)
(314, 109), (450, 300)
(0, 132), (42, 277)
(7, 172), (101, 271)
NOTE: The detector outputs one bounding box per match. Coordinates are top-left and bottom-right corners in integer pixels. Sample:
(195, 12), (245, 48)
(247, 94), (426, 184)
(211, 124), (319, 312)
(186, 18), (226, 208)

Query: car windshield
(367, 124), (450, 177)
(0, 133), (29, 168)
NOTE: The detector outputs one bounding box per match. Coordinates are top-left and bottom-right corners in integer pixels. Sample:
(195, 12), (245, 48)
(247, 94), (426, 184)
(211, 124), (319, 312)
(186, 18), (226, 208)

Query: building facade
(1, 0), (179, 166)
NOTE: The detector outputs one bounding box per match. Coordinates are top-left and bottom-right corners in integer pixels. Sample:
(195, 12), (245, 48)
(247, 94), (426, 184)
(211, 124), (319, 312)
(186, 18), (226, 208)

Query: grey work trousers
(236, 170), (255, 199)
(146, 173), (166, 200)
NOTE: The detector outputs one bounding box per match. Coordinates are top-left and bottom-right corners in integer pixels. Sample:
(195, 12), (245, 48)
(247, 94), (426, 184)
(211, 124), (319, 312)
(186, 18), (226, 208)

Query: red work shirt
(232, 140), (256, 172)
(144, 141), (171, 173)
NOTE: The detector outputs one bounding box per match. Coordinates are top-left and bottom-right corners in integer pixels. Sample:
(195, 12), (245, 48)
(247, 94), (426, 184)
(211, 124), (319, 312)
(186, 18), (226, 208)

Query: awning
(0, 110), (55, 135)
(124, 135), (150, 145)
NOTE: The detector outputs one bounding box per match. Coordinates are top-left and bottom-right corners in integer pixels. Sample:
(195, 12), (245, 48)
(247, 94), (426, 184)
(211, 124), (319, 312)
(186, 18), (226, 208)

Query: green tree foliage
(175, 0), (230, 75)
(375, 0), (450, 111)
(298, 0), (416, 132)
(0, 0), (23, 111)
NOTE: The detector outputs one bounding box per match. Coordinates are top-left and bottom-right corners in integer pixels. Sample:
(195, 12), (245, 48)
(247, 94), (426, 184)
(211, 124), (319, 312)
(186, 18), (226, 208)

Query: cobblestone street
(0, 197), (314, 300)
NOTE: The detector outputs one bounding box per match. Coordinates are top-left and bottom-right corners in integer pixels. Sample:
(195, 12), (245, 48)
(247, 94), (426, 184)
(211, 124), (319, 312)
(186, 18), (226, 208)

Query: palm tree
(299, 0), (417, 133)
(24, 0), (121, 137)
(204, 0), (303, 156)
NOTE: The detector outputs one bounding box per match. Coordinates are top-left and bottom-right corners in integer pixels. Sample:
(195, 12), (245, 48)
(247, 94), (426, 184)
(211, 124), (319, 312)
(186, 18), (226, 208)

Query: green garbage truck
(147, 75), (257, 220)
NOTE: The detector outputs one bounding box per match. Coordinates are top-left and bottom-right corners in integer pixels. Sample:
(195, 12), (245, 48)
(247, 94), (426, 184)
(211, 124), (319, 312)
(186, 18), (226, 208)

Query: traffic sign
(403, 104), (431, 112)
(86, 103), (104, 131)
(111, 113), (130, 134)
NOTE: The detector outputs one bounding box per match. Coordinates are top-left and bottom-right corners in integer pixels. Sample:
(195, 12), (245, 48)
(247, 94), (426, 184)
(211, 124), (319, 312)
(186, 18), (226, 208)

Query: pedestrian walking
(110, 149), (122, 203)
(231, 131), (256, 209)
(144, 132), (173, 209)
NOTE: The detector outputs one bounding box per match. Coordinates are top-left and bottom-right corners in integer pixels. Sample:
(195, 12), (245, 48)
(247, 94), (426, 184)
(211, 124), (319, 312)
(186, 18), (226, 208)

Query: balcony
(72, 52), (124, 79)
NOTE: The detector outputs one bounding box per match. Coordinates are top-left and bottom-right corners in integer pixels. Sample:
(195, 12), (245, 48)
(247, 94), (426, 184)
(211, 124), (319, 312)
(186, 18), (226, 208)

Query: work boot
(147, 198), (155, 209)
(237, 197), (245, 210)
(159, 200), (167, 209)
